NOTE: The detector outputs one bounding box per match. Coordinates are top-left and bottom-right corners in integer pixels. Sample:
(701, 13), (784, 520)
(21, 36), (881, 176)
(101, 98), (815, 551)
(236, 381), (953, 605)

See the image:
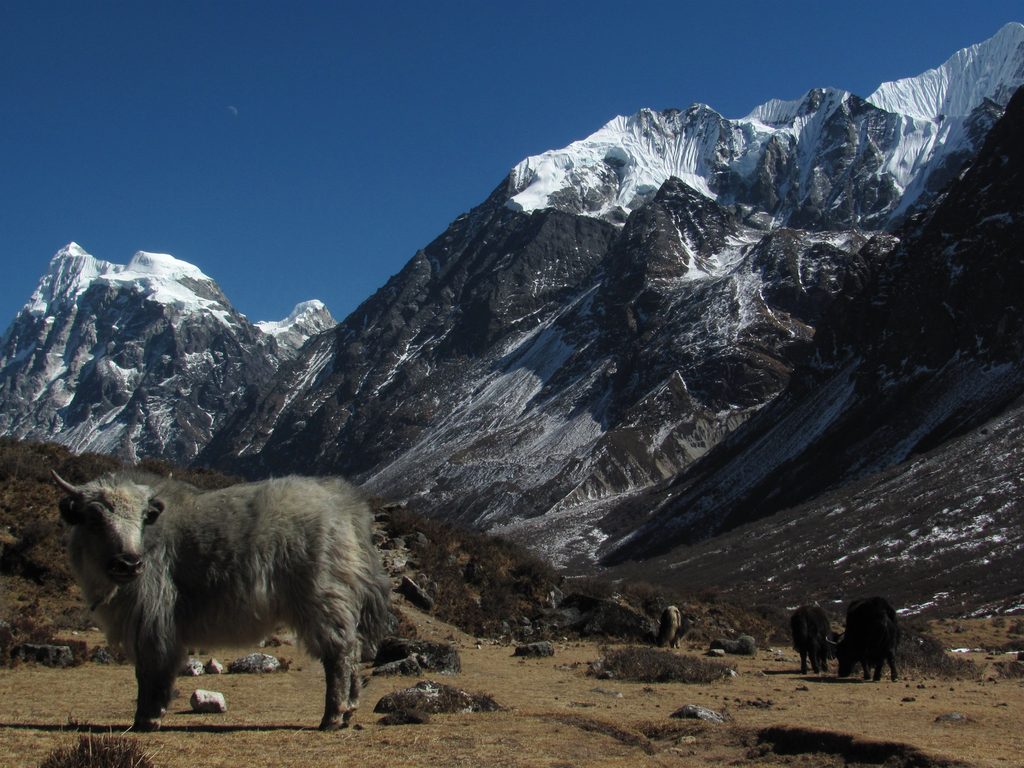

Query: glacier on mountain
(507, 22), (1024, 228)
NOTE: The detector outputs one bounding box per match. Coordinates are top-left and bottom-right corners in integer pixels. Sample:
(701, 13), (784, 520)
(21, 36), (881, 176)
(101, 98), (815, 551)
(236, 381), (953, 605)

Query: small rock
(373, 638), (460, 674)
(513, 641), (555, 658)
(591, 687), (623, 698)
(190, 689), (227, 714)
(670, 704), (727, 724)
(204, 658), (225, 675)
(935, 712), (969, 723)
(372, 656), (424, 677)
(710, 636), (757, 656)
(11, 644), (74, 668)
(228, 653), (281, 674)
(181, 658), (205, 677)
(902, 696), (917, 702)
(90, 646), (116, 665)
(398, 576), (435, 611)
(707, 648), (727, 657)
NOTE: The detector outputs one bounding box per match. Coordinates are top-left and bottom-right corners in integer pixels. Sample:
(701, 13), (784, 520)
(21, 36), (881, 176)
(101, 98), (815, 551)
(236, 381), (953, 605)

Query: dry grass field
(1, 606), (1021, 768)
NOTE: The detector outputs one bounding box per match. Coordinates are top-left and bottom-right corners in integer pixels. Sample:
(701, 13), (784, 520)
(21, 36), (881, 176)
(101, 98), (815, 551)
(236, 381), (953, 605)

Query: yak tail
(358, 568), (396, 662)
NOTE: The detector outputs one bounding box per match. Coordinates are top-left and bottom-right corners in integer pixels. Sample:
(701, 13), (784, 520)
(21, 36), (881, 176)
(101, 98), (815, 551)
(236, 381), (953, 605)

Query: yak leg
(816, 647), (829, 674)
(887, 653), (898, 682)
(799, 650), (809, 674)
(134, 662), (176, 731)
(320, 647), (358, 730)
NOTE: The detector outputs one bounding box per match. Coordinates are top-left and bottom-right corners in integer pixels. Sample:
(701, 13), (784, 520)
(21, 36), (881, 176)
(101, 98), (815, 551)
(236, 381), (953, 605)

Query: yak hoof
(318, 712), (353, 731)
(133, 717), (162, 732)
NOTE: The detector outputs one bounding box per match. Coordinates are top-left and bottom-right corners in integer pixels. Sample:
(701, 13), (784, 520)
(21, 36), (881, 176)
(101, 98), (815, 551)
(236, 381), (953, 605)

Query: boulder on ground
(228, 653), (281, 674)
(710, 635), (757, 656)
(671, 704), (728, 723)
(373, 638), (460, 674)
(398, 576), (435, 611)
(546, 593), (655, 642)
(10, 644), (73, 667)
(181, 657), (205, 676)
(513, 641), (555, 658)
(190, 689), (227, 714)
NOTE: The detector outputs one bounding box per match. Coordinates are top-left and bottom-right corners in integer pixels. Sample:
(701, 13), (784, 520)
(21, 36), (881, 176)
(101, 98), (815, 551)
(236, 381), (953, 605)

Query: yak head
(831, 634), (859, 677)
(52, 471), (164, 587)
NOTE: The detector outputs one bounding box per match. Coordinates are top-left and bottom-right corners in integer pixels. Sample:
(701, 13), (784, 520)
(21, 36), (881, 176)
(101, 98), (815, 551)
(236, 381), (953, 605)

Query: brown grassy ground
(1, 607), (1021, 768)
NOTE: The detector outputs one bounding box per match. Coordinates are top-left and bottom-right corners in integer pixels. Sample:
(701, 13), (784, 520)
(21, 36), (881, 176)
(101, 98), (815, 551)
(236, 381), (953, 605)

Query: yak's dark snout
(107, 553), (144, 583)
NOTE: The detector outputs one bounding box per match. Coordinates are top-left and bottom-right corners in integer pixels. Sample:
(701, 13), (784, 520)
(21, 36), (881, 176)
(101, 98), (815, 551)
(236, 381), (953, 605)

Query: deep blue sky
(2, 2), (1021, 328)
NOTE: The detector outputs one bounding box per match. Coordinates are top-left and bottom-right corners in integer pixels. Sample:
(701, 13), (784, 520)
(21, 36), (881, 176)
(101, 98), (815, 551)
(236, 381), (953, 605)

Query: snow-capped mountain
(0, 244), (329, 463)
(603, 82), (1024, 565)
(196, 25), (1024, 567)
(508, 23), (1024, 230)
(256, 300), (336, 355)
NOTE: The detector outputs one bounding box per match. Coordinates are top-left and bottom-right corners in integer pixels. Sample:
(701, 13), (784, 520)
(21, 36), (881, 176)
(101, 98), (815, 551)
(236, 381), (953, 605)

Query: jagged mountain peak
(745, 87), (851, 127)
(26, 243), (230, 326)
(505, 25), (1024, 231)
(867, 22), (1024, 121)
(0, 243), (299, 463)
(256, 299), (336, 354)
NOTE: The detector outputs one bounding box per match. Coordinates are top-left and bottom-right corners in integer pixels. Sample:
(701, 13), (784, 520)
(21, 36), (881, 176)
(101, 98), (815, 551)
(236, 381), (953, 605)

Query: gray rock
(710, 635), (757, 656)
(11, 644), (74, 668)
(549, 593), (656, 642)
(181, 657), (206, 676)
(90, 646), (116, 665)
(372, 656), (425, 677)
(935, 712), (970, 723)
(228, 653), (281, 674)
(204, 658), (225, 675)
(513, 642), (555, 658)
(398, 576), (435, 611)
(373, 638), (460, 674)
(190, 689), (227, 714)
(671, 704), (728, 724)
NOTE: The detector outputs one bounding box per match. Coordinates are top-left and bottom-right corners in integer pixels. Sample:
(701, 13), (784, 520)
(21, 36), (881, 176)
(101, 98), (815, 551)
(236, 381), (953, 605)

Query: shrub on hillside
(380, 504), (560, 637)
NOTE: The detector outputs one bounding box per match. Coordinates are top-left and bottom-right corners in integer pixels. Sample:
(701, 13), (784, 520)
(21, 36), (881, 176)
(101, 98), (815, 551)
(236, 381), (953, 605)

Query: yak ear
(52, 471), (85, 525)
(144, 497), (164, 525)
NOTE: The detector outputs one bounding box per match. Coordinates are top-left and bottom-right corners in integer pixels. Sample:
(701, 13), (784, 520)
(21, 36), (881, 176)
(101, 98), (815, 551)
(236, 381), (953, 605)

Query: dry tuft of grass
(594, 646), (731, 684)
(38, 734), (155, 768)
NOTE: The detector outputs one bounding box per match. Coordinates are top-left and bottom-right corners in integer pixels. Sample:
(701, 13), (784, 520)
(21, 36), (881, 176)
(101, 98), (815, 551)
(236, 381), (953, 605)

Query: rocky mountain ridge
(602, 83), (1024, 565)
(198, 27), (1024, 566)
(0, 244), (332, 463)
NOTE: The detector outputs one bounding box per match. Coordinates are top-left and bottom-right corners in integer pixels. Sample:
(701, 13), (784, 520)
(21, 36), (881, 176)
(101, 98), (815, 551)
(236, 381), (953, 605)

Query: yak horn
(51, 470), (81, 497)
